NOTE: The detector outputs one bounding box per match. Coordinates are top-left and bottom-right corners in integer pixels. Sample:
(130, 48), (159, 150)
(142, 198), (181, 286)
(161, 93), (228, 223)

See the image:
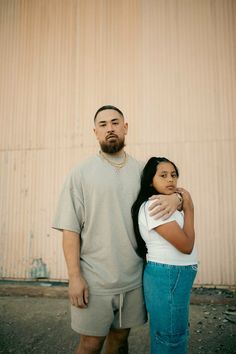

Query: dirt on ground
(0, 286), (235, 354)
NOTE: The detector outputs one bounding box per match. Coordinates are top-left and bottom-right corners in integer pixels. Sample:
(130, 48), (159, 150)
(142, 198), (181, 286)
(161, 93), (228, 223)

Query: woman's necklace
(99, 150), (127, 169)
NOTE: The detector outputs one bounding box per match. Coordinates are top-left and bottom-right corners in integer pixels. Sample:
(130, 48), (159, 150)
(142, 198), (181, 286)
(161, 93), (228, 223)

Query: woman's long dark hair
(131, 157), (179, 259)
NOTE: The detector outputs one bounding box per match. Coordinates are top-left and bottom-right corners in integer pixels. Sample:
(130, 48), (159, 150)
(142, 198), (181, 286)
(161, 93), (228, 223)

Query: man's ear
(124, 122), (128, 135)
(93, 127), (98, 139)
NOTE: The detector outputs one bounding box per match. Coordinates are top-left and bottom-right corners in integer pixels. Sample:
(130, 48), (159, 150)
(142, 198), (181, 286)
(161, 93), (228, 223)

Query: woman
(132, 157), (198, 354)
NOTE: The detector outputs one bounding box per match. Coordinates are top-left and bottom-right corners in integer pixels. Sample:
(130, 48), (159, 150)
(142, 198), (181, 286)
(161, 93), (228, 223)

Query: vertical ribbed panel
(0, 0), (235, 285)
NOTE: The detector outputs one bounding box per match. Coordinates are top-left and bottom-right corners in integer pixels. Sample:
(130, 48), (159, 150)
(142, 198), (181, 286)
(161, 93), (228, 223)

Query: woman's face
(152, 162), (178, 194)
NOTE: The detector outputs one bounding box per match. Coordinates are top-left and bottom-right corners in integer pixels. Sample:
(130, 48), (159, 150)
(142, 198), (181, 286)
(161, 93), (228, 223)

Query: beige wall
(0, 0), (235, 285)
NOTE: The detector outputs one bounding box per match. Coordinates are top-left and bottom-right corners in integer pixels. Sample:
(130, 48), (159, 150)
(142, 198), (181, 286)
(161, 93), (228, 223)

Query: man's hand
(148, 193), (180, 220)
(68, 275), (89, 308)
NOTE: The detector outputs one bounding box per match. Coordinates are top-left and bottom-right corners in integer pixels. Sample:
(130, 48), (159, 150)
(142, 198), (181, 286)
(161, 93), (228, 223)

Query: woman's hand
(176, 187), (194, 212)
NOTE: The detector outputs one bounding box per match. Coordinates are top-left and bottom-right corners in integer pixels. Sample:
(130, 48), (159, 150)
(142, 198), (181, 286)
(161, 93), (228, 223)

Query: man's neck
(100, 148), (125, 157)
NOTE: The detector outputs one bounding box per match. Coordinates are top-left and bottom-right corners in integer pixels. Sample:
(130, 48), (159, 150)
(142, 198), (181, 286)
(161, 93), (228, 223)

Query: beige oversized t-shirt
(53, 153), (144, 295)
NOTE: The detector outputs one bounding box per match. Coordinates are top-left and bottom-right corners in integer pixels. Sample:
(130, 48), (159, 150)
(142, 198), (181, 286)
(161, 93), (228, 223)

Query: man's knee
(77, 334), (105, 354)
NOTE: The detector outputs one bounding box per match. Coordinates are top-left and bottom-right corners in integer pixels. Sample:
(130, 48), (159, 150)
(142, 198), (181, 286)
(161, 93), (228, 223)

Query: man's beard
(100, 139), (125, 154)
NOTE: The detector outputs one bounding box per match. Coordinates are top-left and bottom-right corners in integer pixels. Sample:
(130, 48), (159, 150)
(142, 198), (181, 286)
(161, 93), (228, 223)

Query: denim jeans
(143, 262), (197, 354)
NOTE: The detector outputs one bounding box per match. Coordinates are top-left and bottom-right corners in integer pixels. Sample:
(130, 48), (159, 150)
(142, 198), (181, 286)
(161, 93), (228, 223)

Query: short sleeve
(52, 169), (84, 234)
(142, 201), (180, 231)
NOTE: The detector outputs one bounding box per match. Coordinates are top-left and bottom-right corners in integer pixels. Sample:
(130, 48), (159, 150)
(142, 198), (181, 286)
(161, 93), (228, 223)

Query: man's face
(94, 109), (128, 153)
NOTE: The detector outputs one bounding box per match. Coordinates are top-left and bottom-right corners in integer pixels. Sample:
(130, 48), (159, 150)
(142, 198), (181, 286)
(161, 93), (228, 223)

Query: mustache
(106, 133), (118, 140)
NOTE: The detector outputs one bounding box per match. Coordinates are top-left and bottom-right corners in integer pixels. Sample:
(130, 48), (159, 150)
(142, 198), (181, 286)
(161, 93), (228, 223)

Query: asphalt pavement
(0, 284), (235, 354)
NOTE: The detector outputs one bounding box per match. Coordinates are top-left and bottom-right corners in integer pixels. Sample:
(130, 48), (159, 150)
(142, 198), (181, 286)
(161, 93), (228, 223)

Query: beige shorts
(71, 287), (147, 336)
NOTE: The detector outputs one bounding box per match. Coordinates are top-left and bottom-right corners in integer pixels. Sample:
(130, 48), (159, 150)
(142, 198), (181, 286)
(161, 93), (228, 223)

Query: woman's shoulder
(139, 200), (150, 214)
(138, 201), (152, 224)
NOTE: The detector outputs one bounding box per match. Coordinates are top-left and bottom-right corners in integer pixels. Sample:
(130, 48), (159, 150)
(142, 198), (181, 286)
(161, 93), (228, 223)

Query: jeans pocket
(156, 329), (188, 348)
(191, 264), (198, 272)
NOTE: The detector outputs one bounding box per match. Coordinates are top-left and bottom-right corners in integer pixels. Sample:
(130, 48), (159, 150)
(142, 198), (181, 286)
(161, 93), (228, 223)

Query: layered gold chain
(99, 151), (127, 169)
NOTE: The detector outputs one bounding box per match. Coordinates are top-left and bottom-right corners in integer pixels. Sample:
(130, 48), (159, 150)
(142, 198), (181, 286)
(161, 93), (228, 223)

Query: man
(53, 105), (181, 354)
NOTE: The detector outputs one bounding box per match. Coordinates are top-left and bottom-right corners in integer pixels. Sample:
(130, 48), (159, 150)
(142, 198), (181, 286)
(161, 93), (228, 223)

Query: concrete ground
(0, 284), (235, 354)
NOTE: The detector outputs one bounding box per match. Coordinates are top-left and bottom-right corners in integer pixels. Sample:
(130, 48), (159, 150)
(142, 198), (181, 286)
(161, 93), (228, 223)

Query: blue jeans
(143, 262), (197, 354)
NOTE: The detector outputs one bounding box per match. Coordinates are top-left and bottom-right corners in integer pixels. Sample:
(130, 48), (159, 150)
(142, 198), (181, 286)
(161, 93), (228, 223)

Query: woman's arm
(153, 190), (195, 254)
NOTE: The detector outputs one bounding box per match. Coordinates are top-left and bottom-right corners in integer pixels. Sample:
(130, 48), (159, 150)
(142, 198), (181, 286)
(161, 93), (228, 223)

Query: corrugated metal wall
(0, 0), (235, 285)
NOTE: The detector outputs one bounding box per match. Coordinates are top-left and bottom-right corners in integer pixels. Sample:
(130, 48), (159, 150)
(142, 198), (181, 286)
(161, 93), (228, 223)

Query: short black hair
(94, 105), (124, 122)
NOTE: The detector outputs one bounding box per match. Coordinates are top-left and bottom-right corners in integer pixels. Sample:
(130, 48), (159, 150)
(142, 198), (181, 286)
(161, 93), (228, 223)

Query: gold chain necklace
(99, 151), (127, 169)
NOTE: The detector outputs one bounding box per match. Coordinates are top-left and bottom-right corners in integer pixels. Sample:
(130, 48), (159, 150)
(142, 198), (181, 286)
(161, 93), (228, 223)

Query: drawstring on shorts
(119, 293), (124, 327)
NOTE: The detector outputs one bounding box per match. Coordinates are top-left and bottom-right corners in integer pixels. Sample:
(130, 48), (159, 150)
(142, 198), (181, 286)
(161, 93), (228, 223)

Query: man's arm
(148, 192), (183, 220)
(63, 230), (88, 308)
